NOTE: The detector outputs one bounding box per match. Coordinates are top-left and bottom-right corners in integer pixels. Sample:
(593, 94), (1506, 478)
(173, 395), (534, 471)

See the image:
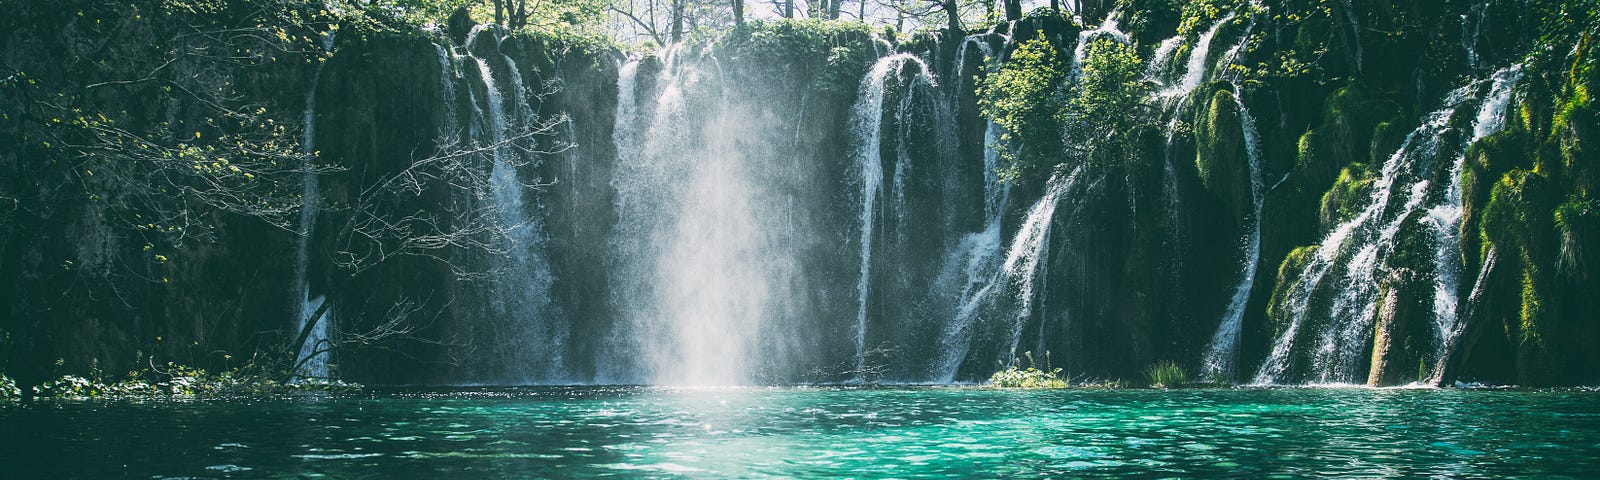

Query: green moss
(1266, 245), (1319, 335)
(1319, 162), (1372, 228)
(1195, 89), (1243, 185)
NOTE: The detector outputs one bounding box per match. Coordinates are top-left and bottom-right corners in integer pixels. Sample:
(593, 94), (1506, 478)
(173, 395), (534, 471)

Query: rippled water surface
(3, 387), (1598, 478)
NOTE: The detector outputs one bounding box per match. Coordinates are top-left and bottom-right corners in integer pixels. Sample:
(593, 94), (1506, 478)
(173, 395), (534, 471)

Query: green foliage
(1176, 0), (1257, 37)
(0, 374), (19, 400)
(29, 362), (360, 399)
(1554, 197), (1598, 276)
(1143, 360), (1188, 388)
(720, 19), (875, 95)
(1066, 38), (1155, 169)
(978, 37), (1069, 184)
(988, 351), (1068, 388)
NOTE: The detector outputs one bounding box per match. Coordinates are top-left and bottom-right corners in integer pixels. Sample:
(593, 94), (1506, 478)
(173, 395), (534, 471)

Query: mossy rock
(1318, 162), (1373, 229)
(1194, 87), (1250, 219)
(1368, 267), (1430, 386)
(1265, 245), (1319, 337)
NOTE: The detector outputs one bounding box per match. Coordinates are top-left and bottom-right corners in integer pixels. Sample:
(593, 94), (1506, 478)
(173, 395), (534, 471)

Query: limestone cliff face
(1, 0), (1595, 387)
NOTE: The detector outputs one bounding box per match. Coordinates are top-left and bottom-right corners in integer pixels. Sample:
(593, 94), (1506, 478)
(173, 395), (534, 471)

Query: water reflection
(1, 387), (1598, 478)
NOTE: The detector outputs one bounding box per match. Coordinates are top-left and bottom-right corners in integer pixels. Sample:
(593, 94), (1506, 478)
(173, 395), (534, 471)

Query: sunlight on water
(3, 388), (1598, 478)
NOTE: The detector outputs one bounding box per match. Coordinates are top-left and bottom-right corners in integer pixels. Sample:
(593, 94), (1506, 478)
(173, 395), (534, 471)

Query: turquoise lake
(3, 387), (1598, 478)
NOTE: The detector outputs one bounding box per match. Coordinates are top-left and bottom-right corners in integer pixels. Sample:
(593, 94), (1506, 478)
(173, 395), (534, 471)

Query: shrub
(28, 362), (360, 399)
(988, 351), (1069, 388)
(1, 374), (21, 400)
(1145, 360), (1188, 388)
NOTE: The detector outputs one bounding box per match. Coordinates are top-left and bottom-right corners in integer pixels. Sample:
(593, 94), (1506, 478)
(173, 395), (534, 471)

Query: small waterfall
(1199, 83), (1263, 382)
(1461, 3), (1486, 70)
(1252, 65), (1523, 385)
(1426, 65), (1522, 368)
(1196, 19), (1261, 382)
(1340, 0), (1363, 71)
(433, 43), (460, 142)
(848, 53), (934, 380)
(596, 59), (640, 384)
(999, 166), (1085, 364)
(932, 121), (1012, 381)
(465, 30), (567, 383)
(291, 30), (336, 381)
(1159, 13), (1235, 100)
(1147, 36), (1183, 82)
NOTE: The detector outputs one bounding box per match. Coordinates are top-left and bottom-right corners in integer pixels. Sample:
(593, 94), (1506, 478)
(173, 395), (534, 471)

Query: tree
(978, 38), (1069, 184)
(1063, 38), (1153, 168)
(288, 108), (571, 377)
(0, 0), (340, 381)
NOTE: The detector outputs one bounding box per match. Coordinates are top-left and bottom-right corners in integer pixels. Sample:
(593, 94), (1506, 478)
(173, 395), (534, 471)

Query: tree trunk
(827, 0), (841, 19)
(671, 0), (685, 43)
(946, 0), (964, 32)
(1005, 0), (1022, 21)
(784, 0), (794, 19)
(732, 0), (744, 25)
(511, 0), (528, 29)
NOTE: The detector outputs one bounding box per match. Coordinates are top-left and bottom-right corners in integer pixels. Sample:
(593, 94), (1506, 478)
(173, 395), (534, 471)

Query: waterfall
(463, 30), (567, 383)
(932, 121), (1012, 381)
(291, 30), (336, 381)
(1147, 36), (1183, 82)
(1427, 65), (1522, 370)
(609, 46), (794, 385)
(847, 53), (934, 381)
(1340, 0), (1363, 71)
(1462, 3), (1486, 70)
(1160, 13), (1235, 100)
(1252, 65), (1523, 385)
(1196, 19), (1262, 383)
(1199, 83), (1264, 382)
(1071, 13), (1129, 80)
(596, 59), (640, 384)
(434, 43), (460, 143)
(1000, 166), (1085, 364)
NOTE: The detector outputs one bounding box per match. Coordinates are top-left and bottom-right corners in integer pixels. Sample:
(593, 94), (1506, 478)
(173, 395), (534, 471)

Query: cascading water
(1252, 64), (1523, 385)
(456, 27), (567, 383)
(1199, 19), (1264, 382)
(1159, 13), (1234, 100)
(291, 30), (336, 381)
(1071, 12), (1129, 80)
(1426, 65), (1523, 373)
(608, 45), (812, 385)
(999, 166), (1086, 364)
(1199, 83), (1263, 381)
(848, 53), (934, 381)
(595, 58), (640, 384)
(931, 120), (1011, 381)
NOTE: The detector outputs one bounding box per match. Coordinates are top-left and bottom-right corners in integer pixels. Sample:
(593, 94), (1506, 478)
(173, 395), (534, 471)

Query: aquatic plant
(1145, 360), (1188, 388)
(988, 351), (1069, 388)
